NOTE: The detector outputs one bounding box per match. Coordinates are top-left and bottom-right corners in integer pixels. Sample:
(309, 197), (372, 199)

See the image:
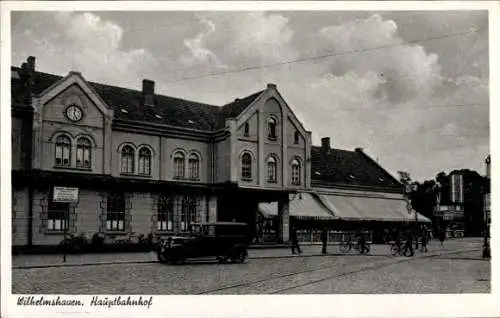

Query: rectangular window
(47, 199), (69, 232)
(106, 194), (125, 231)
(157, 196), (173, 231)
(175, 196), (199, 231)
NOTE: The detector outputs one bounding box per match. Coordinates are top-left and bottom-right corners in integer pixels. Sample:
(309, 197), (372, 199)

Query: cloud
(179, 17), (227, 69)
(11, 11), (489, 181)
(13, 12), (159, 89)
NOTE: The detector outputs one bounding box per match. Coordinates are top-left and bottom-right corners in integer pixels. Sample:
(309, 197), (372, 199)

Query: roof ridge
(89, 80), (222, 109)
(12, 67), (223, 109)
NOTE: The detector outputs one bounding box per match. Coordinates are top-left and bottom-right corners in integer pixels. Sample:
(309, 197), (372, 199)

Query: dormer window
(267, 117), (277, 140)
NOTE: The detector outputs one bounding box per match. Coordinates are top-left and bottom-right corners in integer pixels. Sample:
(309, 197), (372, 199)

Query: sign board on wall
(53, 187), (79, 203)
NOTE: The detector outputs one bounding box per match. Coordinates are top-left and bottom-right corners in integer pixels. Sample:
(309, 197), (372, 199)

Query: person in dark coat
(403, 229), (414, 256)
(290, 226), (301, 255)
(439, 228), (446, 247)
(321, 228), (328, 254)
(420, 225), (428, 252)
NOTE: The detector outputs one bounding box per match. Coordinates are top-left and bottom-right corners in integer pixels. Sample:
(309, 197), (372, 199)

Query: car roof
(191, 222), (248, 226)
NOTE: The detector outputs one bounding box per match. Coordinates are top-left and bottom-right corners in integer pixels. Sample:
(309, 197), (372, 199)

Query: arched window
(120, 145), (135, 174)
(55, 135), (71, 167)
(244, 123), (250, 137)
(173, 152), (185, 179)
(76, 137), (92, 169)
(267, 156), (278, 183)
(294, 131), (300, 144)
(267, 117), (277, 140)
(291, 159), (301, 185)
(188, 153), (200, 180)
(138, 147), (152, 175)
(241, 152), (252, 180)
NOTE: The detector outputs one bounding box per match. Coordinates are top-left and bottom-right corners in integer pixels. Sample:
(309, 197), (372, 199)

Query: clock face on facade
(65, 105), (83, 122)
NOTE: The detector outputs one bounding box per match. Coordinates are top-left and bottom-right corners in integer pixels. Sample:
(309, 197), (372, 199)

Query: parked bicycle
(390, 240), (413, 257)
(58, 232), (89, 253)
(339, 237), (371, 254)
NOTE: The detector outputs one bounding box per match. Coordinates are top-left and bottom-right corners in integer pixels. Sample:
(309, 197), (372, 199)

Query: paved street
(12, 238), (489, 294)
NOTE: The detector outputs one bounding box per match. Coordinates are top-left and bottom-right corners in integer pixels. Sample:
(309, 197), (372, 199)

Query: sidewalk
(12, 238), (483, 269)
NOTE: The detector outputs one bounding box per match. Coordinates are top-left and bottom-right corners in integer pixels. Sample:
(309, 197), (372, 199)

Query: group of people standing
(289, 225), (447, 256)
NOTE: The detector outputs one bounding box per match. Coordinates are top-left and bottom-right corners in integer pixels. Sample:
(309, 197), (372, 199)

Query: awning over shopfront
(258, 192), (338, 220)
(317, 193), (431, 223)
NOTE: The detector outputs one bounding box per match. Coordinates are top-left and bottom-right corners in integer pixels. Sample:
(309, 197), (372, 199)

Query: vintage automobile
(156, 222), (250, 265)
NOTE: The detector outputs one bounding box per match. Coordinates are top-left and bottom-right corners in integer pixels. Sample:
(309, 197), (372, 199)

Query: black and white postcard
(1, 1), (498, 317)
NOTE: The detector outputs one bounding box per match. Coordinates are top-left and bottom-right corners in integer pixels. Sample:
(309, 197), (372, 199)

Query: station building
(11, 56), (428, 249)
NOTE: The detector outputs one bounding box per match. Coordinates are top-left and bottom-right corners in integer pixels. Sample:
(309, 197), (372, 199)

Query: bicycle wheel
(339, 241), (351, 253)
(363, 243), (371, 254)
(390, 244), (400, 256)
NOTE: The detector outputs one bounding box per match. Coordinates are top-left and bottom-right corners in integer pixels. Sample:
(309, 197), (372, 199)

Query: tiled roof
(10, 67), (263, 131)
(311, 146), (402, 191)
(221, 90), (264, 119)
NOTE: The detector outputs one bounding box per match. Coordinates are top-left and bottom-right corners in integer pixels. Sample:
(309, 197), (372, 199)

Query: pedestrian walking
(439, 229), (446, 247)
(356, 229), (367, 253)
(403, 230), (414, 256)
(290, 226), (302, 255)
(321, 228), (328, 254)
(420, 225), (428, 252)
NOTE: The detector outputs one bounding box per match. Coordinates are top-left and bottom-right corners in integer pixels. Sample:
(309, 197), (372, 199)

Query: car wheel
(364, 244), (371, 254)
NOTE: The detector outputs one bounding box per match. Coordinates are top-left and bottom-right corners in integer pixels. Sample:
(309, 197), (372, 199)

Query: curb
(13, 247), (477, 269)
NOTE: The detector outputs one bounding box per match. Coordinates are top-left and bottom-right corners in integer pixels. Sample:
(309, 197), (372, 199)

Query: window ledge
(267, 180), (278, 184)
(53, 165), (72, 170)
(120, 172), (137, 177)
(291, 182), (302, 186)
(241, 177), (253, 182)
(45, 231), (68, 235)
(73, 166), (92, 171)
(173, 176), (186, 180)
(267, 137), (278, 141)
(156, 231), (175, 235)
(137, 173), (152, 178)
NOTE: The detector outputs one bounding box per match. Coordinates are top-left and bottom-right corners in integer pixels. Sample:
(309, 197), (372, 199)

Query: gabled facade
(11, 56), (311, 248)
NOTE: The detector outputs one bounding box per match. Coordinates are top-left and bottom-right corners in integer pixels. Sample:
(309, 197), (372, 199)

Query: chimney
(27, 56), (36, 72)
(142, 79), (155, 106)
(321, 137), (330, 150)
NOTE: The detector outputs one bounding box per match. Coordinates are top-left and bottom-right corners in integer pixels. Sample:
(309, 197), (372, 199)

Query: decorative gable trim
(38, 71), (114, 120)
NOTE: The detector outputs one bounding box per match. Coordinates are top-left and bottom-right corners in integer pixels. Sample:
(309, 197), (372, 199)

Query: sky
(11, 10), (489, 182)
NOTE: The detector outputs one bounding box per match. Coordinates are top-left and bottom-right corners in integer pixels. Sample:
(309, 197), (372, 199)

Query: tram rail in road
(195, 248), (480, 294)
